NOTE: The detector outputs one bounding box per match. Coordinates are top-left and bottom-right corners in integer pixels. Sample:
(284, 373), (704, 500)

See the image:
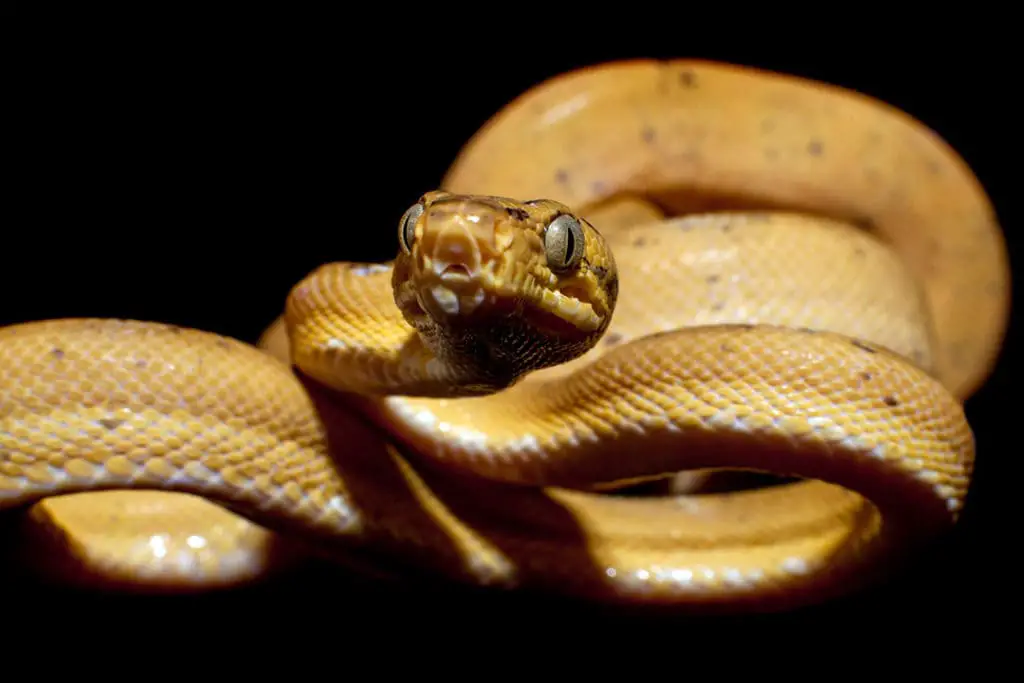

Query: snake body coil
(0, 60), (1007, 611)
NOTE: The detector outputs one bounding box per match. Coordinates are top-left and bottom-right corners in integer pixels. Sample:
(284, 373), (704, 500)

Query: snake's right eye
(399, 202), (424, 255)
(544, 213), (585, 272)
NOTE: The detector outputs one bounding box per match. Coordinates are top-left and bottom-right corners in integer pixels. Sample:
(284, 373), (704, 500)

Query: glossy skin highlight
(0, 60), (1007, 611)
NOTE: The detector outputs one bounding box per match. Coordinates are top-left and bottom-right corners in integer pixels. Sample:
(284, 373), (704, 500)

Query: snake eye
(544, 213), (585, 272)
(399, 202), (425, 254)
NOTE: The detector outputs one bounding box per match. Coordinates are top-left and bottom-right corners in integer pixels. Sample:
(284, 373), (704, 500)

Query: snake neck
(285, 262), (525, 398)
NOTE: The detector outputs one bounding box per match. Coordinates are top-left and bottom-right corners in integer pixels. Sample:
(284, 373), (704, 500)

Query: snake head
(392, 190), (618, 387)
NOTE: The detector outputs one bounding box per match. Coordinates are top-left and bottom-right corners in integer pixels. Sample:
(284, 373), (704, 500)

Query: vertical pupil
(563, 223), (575, 263)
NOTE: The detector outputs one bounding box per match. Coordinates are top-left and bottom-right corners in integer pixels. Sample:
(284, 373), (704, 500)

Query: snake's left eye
(399, 202), (424, 254)
(544, 214), (585, 272)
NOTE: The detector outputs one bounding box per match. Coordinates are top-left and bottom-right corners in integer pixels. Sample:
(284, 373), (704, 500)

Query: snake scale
(0, 60), (1008, 611)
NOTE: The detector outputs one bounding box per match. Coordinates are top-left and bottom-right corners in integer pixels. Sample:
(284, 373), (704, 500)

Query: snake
(0, 59), (1007, 611)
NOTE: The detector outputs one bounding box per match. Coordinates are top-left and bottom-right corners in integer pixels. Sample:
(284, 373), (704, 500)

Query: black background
(8, 12), (1018, 648)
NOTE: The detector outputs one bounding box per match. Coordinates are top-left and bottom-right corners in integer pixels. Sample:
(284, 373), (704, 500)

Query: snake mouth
(413, 270), (603, 337)
(557, 285), (592, 308)
(532, 282), (602, 332)
(413, 255), (604, 331)
(440, 264), (472, 283)
(465, 258), (604, 333)
(521, 289), (599, 337)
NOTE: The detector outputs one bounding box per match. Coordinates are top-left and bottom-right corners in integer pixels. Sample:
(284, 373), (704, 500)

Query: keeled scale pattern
(0, 320), (975, 604)
(382, 322), (972, 603)
(287, 262), (471, 395)
(387, 326), (971, 501)
(0, 319), (362, 583)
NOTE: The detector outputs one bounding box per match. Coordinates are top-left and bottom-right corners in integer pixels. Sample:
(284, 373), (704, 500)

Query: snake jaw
(493, 256), (606, 333)
(413, 226), (606, 334)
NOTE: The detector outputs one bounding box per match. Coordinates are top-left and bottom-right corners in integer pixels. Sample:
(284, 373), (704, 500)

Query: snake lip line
(415, 260), (600, 333)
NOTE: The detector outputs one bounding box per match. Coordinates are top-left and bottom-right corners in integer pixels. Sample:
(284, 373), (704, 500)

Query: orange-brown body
(0, 60), (1007, 611)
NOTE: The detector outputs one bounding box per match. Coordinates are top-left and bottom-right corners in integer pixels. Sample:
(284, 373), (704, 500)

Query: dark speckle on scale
(678, 70), (698, 87)
(604, 331), (624, 347)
